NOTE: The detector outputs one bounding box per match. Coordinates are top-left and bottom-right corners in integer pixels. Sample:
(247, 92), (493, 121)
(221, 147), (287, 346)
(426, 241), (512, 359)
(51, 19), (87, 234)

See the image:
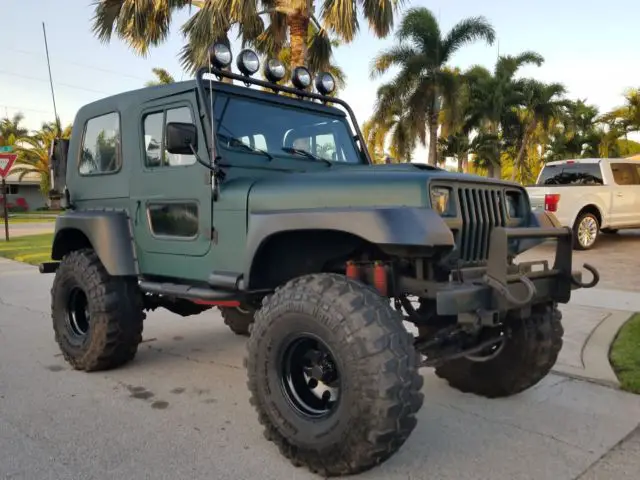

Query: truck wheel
(434, 303), (563, 398)
(245, 273), (424, 477)
(51, 249), (145, 372)
(573, 211), (599, 250)
(221, 305), (254, 336)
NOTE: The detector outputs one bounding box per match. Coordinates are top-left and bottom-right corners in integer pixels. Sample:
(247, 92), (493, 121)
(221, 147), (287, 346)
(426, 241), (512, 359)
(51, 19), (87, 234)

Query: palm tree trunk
(428, 112), (439, 166)
(457, 155), (463, 173)
(286, 1), (311, 68)
(511, 121), (537, 181)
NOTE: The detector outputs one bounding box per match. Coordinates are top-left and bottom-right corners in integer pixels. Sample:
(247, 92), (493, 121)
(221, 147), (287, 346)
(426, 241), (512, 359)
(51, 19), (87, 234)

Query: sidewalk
(553, 288), (640, 388)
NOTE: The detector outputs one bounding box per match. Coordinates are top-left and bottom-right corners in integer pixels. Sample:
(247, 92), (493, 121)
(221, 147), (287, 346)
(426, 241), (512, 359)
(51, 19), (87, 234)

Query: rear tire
(573, 211), (599, 250)
(51, 249), (145, 372)
(434, 303), (563, 398)
(245, 273), (424, 477)
(221, 305), (255, 336)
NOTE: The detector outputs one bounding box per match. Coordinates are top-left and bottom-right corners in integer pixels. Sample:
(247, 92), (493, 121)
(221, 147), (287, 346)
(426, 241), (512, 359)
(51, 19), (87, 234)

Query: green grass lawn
(610, 313), (640, 394)
(6, 216), (57, 224)
(0, 233), (54, 265)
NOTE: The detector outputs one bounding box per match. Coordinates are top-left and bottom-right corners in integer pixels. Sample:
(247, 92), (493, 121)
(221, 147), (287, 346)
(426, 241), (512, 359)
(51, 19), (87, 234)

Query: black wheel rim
(279, 334), (341, 419)
(66, 287), (90, 338)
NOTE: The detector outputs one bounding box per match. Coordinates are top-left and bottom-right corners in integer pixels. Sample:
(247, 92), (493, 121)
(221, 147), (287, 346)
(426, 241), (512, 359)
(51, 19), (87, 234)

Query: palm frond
(440, 16), (495, 62)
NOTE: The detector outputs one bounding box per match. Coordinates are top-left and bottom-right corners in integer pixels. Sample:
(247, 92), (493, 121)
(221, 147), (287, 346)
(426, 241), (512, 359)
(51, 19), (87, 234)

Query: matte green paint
(58, 77), (525, 284)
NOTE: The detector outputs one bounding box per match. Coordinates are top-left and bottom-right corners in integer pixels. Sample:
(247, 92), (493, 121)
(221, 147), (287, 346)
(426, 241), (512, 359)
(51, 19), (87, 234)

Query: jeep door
(129, 92), (212, 276)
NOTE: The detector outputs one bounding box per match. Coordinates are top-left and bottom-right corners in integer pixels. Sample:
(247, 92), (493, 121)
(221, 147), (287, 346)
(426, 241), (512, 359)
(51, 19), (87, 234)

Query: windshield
(536, 162), (603, 185)
(208, 91), (364, 164)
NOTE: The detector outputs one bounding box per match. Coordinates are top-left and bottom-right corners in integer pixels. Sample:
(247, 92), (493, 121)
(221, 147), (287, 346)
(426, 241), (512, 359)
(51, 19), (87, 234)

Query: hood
(247, 162), (519, 212)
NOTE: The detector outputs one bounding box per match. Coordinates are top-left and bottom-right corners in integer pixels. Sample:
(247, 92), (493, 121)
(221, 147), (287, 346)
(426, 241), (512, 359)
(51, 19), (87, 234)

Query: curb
(552, 310), (634, 388)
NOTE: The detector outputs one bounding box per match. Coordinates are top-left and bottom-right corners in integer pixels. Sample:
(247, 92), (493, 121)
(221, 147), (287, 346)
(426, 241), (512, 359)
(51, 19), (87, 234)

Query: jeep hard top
(41, 43), (599, 477)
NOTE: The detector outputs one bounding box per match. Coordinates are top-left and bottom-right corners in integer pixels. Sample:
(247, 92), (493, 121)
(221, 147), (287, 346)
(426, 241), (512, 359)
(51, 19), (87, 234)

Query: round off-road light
(236, 49), (260, 76)
(315, 72), (336, 95)
(264, 58), (286, 83)
(208, 43), (232, 69)
(291, 66), (312, 90)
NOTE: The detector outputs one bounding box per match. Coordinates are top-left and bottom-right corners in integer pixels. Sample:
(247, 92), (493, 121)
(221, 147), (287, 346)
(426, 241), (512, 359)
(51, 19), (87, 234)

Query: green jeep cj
(41, 44), (599, 477)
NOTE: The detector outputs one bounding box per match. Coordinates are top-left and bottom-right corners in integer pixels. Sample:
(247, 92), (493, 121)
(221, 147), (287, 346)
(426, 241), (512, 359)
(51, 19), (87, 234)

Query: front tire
(245, 273), (424, 477)
(51, 249), (145, 372)
(434, 303), (563, 398)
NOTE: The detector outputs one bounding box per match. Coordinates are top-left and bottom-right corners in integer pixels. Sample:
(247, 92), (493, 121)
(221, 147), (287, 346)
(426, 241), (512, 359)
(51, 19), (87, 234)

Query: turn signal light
(544, 193), (560, 212)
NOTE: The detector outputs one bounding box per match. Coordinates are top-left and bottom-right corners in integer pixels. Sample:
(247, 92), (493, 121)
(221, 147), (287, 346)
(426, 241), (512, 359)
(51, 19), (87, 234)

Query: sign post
(0, 153), (18, 241)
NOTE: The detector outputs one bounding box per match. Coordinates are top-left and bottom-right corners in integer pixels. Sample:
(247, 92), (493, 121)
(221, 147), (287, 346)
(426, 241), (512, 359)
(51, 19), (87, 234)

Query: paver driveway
(1, 257), (640, 479)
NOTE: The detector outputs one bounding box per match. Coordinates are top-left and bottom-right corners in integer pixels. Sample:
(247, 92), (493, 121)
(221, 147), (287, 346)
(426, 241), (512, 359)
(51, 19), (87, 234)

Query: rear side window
(611, 162), (639, 185)
(536, 163), (603, 185)
(79, 112), (121, 175)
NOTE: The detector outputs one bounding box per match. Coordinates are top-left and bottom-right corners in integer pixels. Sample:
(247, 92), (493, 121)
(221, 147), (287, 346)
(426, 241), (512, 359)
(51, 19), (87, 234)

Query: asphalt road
(1, 258), (640, 480)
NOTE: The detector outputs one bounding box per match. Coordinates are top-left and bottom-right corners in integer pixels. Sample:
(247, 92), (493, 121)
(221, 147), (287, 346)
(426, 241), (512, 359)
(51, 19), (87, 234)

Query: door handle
(616, 192), (624, 197)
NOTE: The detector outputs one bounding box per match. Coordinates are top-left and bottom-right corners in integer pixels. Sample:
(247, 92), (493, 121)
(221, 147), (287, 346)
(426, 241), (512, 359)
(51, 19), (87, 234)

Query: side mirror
(166, 122), (197, 155)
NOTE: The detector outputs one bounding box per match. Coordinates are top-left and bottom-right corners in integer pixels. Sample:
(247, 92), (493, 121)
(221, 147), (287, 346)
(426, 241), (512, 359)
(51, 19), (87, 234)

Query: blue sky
(3, 0), (639, 159)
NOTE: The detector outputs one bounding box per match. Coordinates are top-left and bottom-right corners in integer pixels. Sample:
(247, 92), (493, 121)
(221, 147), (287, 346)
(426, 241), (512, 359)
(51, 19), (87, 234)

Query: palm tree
(511, 80), (567, 181)
(11, 121), (72, 197)
(91, 0), (402, 75)
(369, 7), (495, 165)
(364, 84), (421, 163)
(601, 87), (640, 135)
(146, 68), (176, 86)
(0, 112), (28, 145)
(463, 51), (544, 178)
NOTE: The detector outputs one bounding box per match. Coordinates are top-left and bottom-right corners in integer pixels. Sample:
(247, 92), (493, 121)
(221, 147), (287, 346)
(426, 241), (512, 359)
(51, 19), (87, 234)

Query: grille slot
(456, 186), (507, 262)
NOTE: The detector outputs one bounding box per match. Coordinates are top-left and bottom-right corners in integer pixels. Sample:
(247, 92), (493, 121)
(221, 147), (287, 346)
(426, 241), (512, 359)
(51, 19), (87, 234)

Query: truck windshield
(208, 91), (365, 164)
(536, 163), (604, 185)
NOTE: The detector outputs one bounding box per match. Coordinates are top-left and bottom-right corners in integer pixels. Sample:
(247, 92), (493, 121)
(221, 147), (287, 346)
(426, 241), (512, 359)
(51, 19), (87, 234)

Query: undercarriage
(345, 225), (600, 369)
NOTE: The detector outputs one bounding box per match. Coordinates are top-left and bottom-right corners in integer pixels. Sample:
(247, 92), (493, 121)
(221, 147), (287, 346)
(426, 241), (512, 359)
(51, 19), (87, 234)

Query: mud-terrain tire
(221, 305), (255, 336)
(434, 303), (563, 398)
(245, 273), (424, 477)
(51, 248), (145, 372)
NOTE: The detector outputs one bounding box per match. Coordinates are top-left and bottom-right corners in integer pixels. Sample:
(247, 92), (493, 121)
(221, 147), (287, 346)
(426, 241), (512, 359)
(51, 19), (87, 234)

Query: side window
(79, 112), (121, 175)
(147, 203), (199, 238)
(142, 106), (196, 168)
(611, 163), (638, 185)
(143, 113), (164, 167)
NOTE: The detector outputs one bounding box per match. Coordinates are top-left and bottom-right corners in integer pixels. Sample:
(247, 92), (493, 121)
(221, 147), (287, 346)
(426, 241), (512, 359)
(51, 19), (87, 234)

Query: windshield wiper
(218, 133), (274, 160)
(282, 147), (332, 166)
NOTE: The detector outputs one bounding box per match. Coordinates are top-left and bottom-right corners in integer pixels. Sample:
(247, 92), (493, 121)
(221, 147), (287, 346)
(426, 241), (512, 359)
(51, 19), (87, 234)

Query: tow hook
(571, 263), (600, 289)
(483, 274), (537, 307)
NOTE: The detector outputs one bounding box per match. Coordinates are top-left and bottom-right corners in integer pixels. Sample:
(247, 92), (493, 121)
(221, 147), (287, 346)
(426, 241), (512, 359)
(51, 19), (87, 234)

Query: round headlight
(315, 72), (336, 95)
(236, 49), (260, 76)
(264, 58), (286, 83)
(291, 66), (312, 90)
(208, 43), (232, 69)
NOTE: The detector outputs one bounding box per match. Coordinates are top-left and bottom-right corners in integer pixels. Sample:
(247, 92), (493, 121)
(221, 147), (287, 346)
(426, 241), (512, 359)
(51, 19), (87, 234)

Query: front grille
(457, 186), (508, 262)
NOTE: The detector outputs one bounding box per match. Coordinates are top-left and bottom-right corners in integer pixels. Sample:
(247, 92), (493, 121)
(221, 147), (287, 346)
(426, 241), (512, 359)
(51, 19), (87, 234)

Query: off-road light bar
(315, 72), (336, 95)
(208, 43), (232, 69)
(292, 66), (312, 90)
(264, 58), (286, 83)
(237, 49), (260, 76)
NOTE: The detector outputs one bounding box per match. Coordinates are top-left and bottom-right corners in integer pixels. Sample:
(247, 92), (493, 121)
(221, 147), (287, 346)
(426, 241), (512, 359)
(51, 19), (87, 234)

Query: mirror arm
(188, 144), (225, 201)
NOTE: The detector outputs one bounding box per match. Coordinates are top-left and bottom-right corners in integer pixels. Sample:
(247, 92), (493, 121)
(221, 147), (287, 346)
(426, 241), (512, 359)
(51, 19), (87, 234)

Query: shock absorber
(346, 260), (359, 280)
(373, 261), (388, 296)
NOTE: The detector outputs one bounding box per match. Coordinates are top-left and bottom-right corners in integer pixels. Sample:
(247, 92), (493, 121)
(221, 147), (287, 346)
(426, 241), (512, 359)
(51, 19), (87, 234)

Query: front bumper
(400, 226), (599, 318)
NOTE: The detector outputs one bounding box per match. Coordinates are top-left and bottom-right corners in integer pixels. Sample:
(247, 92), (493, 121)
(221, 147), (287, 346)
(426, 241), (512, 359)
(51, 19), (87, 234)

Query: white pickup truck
(525, 158), (640, 250)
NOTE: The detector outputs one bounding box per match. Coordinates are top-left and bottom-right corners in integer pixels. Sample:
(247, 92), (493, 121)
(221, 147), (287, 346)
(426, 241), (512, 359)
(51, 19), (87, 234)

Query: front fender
(243, 206), (455, 287)
(52, 210), (137, 276)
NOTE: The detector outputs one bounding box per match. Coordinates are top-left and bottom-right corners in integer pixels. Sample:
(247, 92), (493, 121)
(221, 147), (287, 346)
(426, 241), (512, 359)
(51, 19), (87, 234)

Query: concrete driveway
(1, 258), (640, 480)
